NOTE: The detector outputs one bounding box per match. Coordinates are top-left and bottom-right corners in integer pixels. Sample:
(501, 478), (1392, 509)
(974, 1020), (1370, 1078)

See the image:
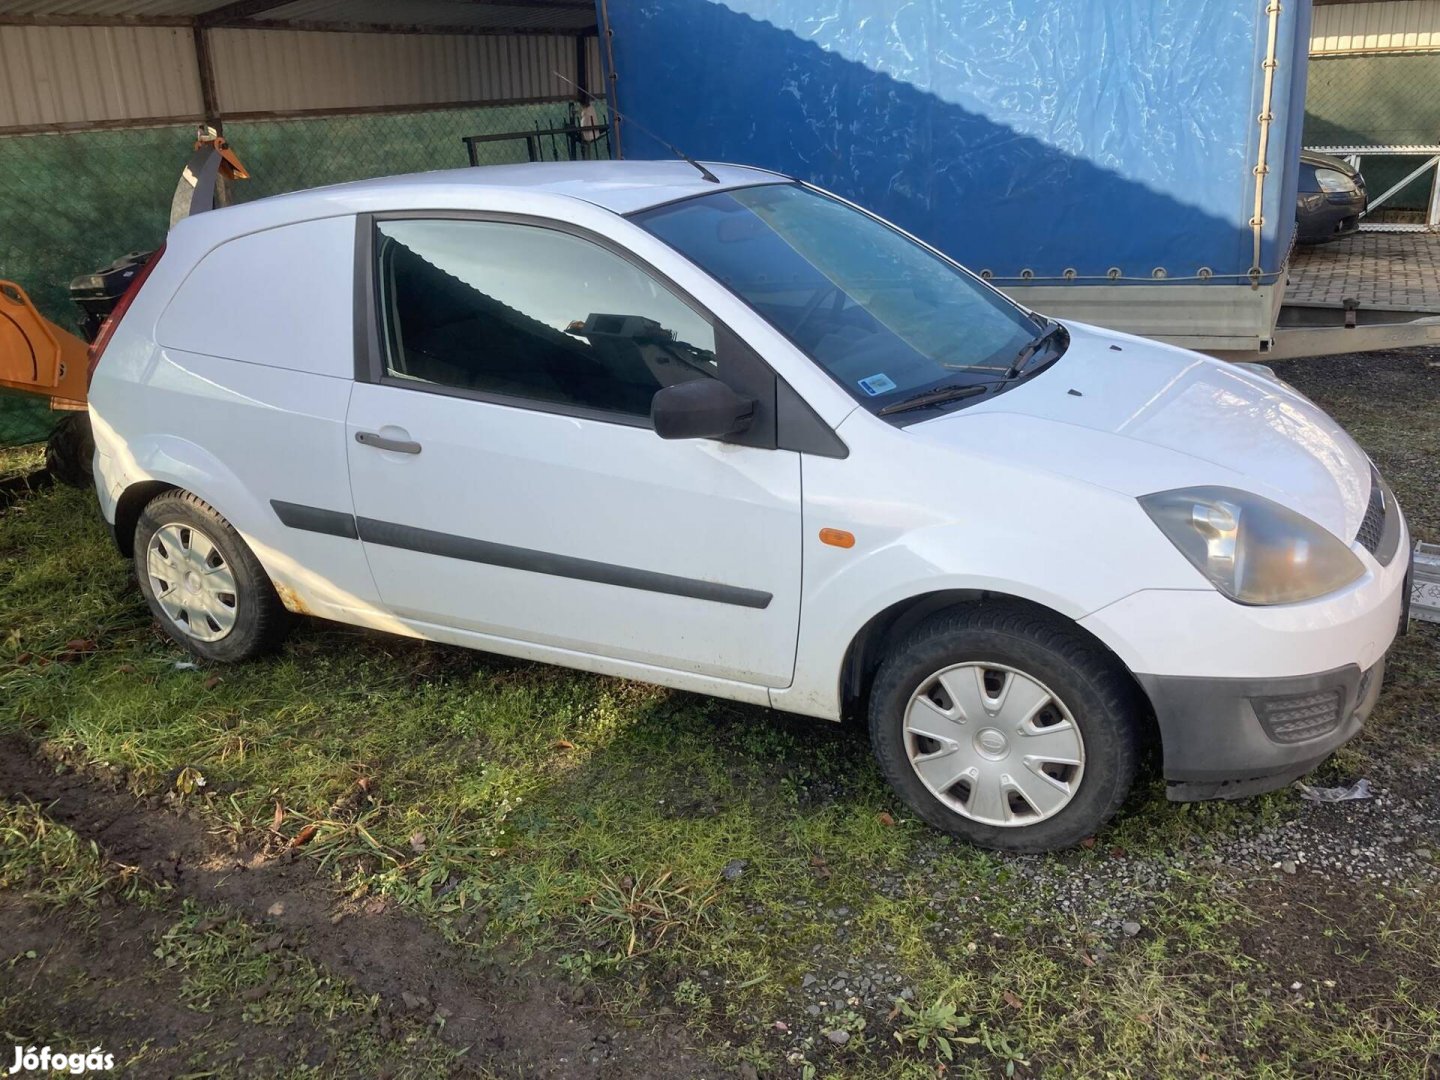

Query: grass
(0, 442), (43, 481)
(0, 798), (151, 915)
(2, 349), (1439, 1077)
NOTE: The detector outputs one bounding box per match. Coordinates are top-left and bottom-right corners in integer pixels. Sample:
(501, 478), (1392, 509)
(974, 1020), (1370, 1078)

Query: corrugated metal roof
(0, 0), (597, 31)
(0, 0), (597, 130)
(210, 27), (577, 111)
(259, 0), (595, 32)
(1312, 0), (1440, 53)
(0, 23), (201, 126)
(0, 0), (218, 16)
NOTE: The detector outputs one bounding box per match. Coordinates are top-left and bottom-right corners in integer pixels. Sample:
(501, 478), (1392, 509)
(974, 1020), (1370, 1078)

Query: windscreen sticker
(857, 373), (897, 397)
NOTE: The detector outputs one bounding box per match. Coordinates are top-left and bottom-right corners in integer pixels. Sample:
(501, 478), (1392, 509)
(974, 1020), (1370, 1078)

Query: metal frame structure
(1307, 144), (1440, 232)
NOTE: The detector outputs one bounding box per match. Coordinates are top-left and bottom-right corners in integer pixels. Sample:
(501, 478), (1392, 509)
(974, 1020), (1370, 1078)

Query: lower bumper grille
(1253, 688), (1344, 744)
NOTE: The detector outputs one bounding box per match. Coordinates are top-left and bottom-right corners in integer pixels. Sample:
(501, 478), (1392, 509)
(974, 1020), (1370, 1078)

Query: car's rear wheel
(45, 412), (95, 489)
(868, 603), (1141, 852)
(134, 490), (289, 662)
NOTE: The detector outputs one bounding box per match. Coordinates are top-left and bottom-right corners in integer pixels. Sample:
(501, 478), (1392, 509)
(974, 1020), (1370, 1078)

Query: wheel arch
(113, 480), (179, 557)
(105, 435), (269, 559)
(839, 590), (1155, 735)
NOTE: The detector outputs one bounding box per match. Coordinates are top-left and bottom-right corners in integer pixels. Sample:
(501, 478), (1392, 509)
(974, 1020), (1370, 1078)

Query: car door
(344, 213), (802, 688)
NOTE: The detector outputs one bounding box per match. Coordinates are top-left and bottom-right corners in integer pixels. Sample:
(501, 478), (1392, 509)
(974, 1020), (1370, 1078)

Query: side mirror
(651, 378), (756, 440)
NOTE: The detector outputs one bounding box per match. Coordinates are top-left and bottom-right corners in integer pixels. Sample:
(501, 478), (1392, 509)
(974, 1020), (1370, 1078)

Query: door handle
(355, 430), (422, 454)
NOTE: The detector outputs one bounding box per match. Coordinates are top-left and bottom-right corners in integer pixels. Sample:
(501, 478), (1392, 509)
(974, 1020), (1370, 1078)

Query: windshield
(633, 183), (1053, 414)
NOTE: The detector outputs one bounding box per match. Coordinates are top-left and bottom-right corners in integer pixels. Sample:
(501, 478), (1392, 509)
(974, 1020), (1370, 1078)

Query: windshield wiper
(877, 382), (987, 416)
(1000, 320), (1068, 381)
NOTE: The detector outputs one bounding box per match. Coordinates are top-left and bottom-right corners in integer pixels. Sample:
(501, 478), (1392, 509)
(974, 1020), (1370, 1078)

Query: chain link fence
(1305, 51), (1440, 223)
(0, 98), (608, 449)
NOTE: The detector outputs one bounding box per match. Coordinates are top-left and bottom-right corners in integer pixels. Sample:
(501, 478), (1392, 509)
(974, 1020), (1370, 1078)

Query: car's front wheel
(134, 490), (290, 662)
(868, 603), (1141, 852)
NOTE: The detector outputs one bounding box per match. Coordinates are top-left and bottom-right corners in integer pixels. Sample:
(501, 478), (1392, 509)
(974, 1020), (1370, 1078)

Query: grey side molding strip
(356, 517), (773, 610)
(270, 500), (359, 539)
(268, 500), (772, 609)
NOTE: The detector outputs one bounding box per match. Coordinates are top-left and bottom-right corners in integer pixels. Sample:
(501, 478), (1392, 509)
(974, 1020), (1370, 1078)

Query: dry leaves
(288, 823), (318, 848)
(56, 639), (97, 663)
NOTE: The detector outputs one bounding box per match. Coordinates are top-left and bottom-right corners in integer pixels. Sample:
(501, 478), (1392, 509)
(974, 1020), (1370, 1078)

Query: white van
(87, 161), (1408, 851)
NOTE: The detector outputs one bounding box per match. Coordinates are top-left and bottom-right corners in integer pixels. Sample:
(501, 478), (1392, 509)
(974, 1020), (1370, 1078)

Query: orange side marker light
(819, 528), (855, 549)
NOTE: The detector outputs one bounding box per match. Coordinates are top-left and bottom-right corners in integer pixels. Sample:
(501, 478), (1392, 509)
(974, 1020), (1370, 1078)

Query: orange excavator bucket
(0, 280), (90, 409)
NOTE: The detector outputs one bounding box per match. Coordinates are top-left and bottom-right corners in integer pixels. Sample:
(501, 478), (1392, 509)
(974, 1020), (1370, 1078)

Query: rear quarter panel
(89, 212), (379, 621)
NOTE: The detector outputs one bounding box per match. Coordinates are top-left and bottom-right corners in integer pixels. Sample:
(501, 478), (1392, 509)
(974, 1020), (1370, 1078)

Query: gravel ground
(750, 756), (1440, 1051)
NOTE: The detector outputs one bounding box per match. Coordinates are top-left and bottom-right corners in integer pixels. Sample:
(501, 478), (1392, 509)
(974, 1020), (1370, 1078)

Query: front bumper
(1082, 507), (1408, 802)
(1296, 191), (1367, 244)
(1139, 658), (1385, 801)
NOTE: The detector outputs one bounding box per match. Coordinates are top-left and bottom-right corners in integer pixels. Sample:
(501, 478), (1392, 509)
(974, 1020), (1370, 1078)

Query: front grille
(1253, 688), (1344, 744)
(1355, 466), (1386, 556)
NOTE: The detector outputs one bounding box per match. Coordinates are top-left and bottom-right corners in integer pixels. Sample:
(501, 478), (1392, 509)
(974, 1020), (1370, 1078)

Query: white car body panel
(87, 161), (1408, 785)
(157, 215), (357, 379)
(345, 381), (803, 686)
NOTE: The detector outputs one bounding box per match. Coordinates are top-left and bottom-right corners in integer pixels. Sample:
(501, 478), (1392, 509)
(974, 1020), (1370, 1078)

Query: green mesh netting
(1305, 53), (1440, 212)
(0, 101), (607, 447)
(0, 392), (55, 447)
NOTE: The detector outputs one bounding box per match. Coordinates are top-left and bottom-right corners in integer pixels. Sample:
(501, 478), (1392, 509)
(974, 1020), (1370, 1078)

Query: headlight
(1314, 168), (1356, 194)
(1140, 487), (1364, 605)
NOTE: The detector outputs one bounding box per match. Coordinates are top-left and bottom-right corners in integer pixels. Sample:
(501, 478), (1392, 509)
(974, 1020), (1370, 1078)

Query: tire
(868, 602), (1141, 852)
(134, 490), (290, 662)
(45, 412), (95, 489)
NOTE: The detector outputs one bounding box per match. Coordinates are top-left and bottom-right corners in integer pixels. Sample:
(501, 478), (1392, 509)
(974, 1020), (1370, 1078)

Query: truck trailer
(595, 0), (1435, 356)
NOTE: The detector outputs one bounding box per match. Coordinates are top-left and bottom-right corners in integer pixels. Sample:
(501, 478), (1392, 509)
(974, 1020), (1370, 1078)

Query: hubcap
(146, 522), (238, 642)
(902, 662), (1085, 827)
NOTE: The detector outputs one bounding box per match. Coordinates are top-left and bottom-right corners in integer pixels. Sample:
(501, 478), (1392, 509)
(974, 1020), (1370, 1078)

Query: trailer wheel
(45, 412), (95, 489)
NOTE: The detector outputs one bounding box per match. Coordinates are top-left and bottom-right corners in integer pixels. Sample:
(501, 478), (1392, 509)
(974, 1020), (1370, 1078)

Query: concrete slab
(1286, 232), (1440, 312)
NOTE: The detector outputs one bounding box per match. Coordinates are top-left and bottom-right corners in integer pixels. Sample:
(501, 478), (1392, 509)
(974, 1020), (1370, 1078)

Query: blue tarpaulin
(600, 0), (1310, 286)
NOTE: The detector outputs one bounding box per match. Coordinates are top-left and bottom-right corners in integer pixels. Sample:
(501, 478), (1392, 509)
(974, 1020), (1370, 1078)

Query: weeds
(891, 983), (978, 1062)
(579, 867), (720, 958)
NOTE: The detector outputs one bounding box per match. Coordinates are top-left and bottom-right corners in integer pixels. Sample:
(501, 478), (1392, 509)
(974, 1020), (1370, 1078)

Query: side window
(373, 219), (718, 419)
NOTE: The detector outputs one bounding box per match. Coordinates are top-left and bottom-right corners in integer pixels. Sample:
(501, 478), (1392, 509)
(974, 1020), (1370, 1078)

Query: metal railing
(1306, 144), (1440, 231)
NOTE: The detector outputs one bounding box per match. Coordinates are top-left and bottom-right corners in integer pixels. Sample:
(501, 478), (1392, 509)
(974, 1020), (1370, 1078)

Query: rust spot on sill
(274, 582), (309, 616)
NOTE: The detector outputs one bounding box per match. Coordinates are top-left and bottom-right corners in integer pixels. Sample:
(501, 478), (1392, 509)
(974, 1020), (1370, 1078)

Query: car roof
(307, 159), (788, 213)
(166, 159), (789, 250)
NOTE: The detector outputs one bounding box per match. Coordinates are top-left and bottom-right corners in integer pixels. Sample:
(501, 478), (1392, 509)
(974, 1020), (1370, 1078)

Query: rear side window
(373, 219), (718, 420)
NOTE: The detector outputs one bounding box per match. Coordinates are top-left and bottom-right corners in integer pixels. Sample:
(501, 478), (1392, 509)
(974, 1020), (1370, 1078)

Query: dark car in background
(1296, 150), (1368, 244)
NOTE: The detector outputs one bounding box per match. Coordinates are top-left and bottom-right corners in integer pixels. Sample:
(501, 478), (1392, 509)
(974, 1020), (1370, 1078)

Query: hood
(908, 322), (1372, 542)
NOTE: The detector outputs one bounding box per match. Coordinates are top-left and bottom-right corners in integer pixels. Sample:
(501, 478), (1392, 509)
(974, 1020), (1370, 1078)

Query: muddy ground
(0, 737), (727, 1078)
